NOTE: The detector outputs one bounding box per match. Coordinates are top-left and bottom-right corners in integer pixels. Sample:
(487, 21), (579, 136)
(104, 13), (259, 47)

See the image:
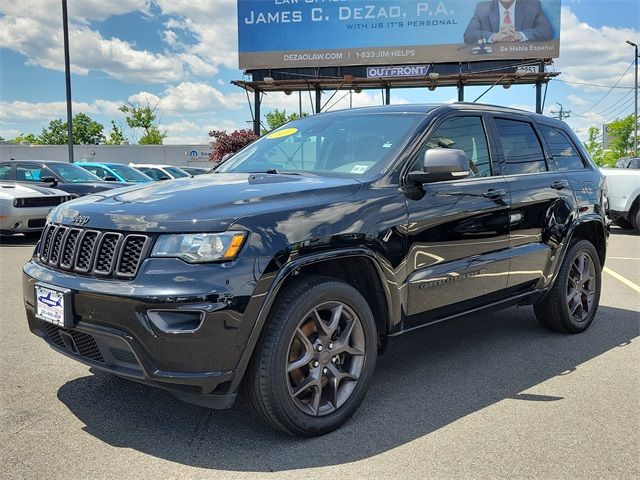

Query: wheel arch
(227, 248), (394, 393)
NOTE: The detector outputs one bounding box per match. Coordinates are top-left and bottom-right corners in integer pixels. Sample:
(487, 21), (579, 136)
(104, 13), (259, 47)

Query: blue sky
(1, 0), (638, 145)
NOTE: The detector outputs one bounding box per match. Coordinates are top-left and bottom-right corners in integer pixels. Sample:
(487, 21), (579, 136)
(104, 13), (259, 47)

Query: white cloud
(567, 94), (588, 107)
(0, 15), (186, 83)
(556, 7), (638, 89)
(127, 82), (244, 114)
(0, 99), (121, 121)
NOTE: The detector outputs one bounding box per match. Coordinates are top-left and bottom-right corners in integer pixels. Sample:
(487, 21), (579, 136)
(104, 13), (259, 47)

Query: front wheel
(245, 276), (377, 436)
(534, 240), (602, 333)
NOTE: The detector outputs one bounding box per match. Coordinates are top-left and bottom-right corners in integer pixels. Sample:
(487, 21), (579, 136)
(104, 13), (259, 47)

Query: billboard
(238, 0), (562, 70)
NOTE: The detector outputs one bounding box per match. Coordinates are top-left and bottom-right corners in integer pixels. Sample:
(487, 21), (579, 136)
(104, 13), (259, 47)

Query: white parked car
(0, 182), (71, 235)
(129, 164), (192, 181)
(601, 162), (640, 231)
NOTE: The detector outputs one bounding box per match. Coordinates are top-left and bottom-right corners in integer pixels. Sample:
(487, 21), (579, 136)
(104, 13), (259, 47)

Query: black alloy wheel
(534, 239), (602, 333)
(245, 276), (377, 436)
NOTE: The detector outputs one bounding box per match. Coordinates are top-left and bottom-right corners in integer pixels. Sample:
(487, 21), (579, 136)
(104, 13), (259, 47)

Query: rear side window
(539, 125), (585, 171)
(494, 118), (547, 175)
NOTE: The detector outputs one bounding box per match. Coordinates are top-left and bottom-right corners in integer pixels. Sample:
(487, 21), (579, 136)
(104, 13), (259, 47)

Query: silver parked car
(0, 182), (71, 235)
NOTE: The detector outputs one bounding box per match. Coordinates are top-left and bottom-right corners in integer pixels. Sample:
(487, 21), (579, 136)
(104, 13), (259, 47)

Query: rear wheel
(534, 240), (601, 333)
(633, 207), (640, 233)
(245, 276), (377, 436)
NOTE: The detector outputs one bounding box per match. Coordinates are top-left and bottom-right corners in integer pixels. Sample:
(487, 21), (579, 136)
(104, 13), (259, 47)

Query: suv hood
(49, 173), (361, 232)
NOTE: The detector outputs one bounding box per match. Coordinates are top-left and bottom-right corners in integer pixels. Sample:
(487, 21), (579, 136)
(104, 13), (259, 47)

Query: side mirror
(103, 176), (119, 182)
(409, 148), (470, 184)
(41, 176), (58, 186)
(158, 176), (170, 181)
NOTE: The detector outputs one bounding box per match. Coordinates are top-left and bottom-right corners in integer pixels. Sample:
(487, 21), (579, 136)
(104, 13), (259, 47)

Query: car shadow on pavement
(0, 234), (39, 247)
(56, 305), (638, 472)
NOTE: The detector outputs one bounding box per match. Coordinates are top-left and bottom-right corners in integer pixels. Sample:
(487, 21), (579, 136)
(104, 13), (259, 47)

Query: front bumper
(23, 255), (266, 408)
(0, 208), (51, 233)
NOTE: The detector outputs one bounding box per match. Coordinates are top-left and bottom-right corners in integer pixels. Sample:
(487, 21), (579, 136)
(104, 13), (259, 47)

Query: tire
(534, 240), (602, 334)
(613, 217), (634, 230)
(245, 276), (377, 436)
(633, 208), (640, 233)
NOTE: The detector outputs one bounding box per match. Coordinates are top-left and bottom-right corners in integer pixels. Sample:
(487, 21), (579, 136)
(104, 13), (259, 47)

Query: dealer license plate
(35, 285), (66, 327)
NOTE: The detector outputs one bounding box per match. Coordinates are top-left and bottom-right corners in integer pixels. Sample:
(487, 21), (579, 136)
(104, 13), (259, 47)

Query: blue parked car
(77, 162), (153, 184)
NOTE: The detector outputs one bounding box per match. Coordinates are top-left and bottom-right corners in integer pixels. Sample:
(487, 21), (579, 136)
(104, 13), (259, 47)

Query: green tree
(10, 133), (41, 144)
(584, 126), (604, 165)
(262, 109), (308, 134)
(606, 114), (635, 158)
(38, 113), (105, 145)
(119, 102), (166, 145)
(104, 121), (127, 145)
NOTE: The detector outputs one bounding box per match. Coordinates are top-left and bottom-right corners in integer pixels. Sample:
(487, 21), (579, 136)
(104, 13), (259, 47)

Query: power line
(550, 78), (634, 90)
(602, 96), (635, 125)
(587, 89), (634, 118)
(575, 61), (635, 116)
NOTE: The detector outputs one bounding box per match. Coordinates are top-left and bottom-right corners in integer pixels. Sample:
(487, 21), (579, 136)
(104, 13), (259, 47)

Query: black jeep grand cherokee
(23, 104), (608, 436)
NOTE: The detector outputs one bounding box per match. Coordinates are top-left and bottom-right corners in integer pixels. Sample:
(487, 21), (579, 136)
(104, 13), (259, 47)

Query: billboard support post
(253, 89), (261, 135)
(458, 83), (465, 102)
(385, 86), (391, 106)
(536, 82), (543, 114)
(315, 87), (322, 114)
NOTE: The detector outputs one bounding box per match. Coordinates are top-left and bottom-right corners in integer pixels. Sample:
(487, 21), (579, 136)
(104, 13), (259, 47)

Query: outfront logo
(72, 214), (91, 226)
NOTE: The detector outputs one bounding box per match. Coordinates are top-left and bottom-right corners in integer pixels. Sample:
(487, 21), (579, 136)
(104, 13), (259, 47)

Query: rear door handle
(482, 189), (507, 199)
(551, 180), (569, 190)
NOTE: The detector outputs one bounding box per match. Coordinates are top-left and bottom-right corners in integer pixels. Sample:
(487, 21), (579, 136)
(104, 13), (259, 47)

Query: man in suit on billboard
(464, 0), (553, 44)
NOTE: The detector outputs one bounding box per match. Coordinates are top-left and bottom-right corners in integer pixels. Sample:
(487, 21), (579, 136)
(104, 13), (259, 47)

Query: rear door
(489, 115), (575, 292)
(404, 113), (511, 326)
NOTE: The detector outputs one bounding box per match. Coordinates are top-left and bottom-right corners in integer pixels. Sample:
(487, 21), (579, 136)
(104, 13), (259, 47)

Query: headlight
(13, 198), (25, 207)
(151, 232), (247, 263)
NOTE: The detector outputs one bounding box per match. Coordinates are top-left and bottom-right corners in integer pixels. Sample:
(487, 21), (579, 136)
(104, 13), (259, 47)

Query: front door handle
(551, 180), (569, 190)
(482, 189), (507, 199)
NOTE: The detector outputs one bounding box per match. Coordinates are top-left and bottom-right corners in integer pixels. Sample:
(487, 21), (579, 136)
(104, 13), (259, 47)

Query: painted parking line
(607, 257), (640, 261)
(603, 267), (640, 294)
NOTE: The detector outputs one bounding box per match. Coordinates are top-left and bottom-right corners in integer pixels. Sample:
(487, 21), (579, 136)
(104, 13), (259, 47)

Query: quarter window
(416, 116), (493, 178)
(0, 165), (12, 180)
(539, 125), (585, 171)
(494, 118), (547, 174)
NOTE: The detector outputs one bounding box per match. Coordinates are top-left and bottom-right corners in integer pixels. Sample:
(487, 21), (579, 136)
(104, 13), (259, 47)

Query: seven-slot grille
(39, 224), (150, 278)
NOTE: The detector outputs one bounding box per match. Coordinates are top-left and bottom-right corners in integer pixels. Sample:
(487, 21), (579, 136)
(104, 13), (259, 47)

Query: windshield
(165, 166), (190, 178)
(216, 112), (424, 178)
(108, 164), (152, 182)
(48, 163), (104, 183)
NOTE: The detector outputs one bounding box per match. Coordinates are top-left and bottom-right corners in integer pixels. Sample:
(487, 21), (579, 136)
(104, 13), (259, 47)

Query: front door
(404, 114), (511, 327)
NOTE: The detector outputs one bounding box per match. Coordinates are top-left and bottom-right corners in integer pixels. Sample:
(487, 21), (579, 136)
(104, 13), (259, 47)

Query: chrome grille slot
(48, 226), (68, 266)
(39, 224), (55, 261)
(60, 228), (81, 269)
(117, 235), (149, 277)
(93, 233), (122, 275)
(75, 231), (99, 273)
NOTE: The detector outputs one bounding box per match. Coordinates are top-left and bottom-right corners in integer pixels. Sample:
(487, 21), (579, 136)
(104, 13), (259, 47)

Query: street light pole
(62, 0), (74, 163)
(632, 40), (638, 156)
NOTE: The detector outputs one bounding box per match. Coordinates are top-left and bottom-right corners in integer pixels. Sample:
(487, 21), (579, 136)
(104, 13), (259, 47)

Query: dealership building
(0, 144), (213, 168)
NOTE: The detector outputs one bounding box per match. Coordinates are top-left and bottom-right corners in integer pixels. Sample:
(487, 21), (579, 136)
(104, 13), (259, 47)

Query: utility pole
(627, 40), (638, 155)
(62, 0), (74, 163)
(550, 102), (571, 121)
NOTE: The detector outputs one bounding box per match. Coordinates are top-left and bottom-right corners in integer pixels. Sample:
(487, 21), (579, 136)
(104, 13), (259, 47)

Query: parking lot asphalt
(0, 229), (638, 480)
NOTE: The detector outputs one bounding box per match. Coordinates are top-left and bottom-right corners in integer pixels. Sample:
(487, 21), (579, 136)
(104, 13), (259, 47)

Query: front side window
(16, 164), (44, 182)
(82, 165), (109, 178)
(539, 125), (585, 171)
(414, 116), (493, 178)
(494, 118), (547, 175)
(0, 165), (13, 180)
